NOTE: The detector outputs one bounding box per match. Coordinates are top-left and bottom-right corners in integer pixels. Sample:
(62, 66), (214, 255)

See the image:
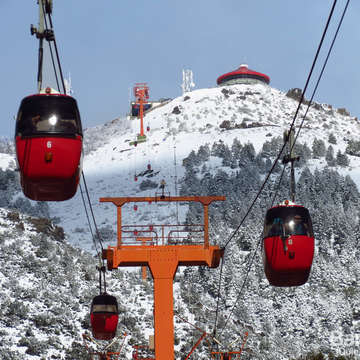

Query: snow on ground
(0, 82), (359, 359)
(0, 153), (16, 170)
(46, 83), (360, 254)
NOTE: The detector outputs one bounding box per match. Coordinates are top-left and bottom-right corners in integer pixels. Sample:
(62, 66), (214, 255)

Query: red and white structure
(217, 64), (270, 86)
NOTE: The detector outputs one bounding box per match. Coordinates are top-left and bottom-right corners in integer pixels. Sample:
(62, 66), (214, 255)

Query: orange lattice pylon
(100, 195), (226, 360)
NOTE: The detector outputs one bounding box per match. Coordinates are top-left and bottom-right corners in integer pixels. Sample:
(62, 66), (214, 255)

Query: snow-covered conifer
(312, 138), (326, 158)
(325, 145), (336, 167)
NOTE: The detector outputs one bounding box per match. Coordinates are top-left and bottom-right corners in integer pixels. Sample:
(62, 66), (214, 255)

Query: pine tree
(181, 165), (201, 196)
(255, 153), (266, 173)
(261, 136), (282, 158)
(325, 145), (336, 167)
(221, 145), (232, 167)
(297, 167), (316, 205)
(238, 143), (256, 167)
(231, 138), (242, 159)
(294, 142), (311, 167)
(197, 144), (210, 162)
(265, 158), (272, 172)
(312, 138), (326, 158)
(328, 132), (337, 144)
(345, 139), (360, 157)
(336, 150), (350, 167)
(183, 150), (200, 168)
(211, 140), (225, 157)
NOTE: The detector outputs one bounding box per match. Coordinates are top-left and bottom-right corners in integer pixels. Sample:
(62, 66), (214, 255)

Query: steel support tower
(131, 83), (149, 145)
(101, 195), (225, 360)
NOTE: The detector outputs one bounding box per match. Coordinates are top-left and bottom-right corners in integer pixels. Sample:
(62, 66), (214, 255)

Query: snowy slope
(0, 153), (16, 171)
(48, 83), (360, 252)
(0, 207), (202, 359)
(2, 81), (360, 359)
(0, 208), (93, 359)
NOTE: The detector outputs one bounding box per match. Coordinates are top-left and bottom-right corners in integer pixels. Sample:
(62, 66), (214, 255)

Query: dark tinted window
(264, 206), (313, 238)
(91, 294), (118, 313)
(16, 95), (82, 136)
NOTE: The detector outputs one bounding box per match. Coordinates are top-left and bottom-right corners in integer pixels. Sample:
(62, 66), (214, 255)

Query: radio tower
(181, 69), (195, 94)
(64, 72), (73, 95)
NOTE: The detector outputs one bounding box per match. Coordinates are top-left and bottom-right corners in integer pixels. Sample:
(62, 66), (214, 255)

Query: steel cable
(212, 0), (342, 341)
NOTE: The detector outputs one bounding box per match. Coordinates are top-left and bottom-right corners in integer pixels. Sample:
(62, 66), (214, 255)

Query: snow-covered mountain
(1, 81), (360, 359)
(49, 83), (360, 251)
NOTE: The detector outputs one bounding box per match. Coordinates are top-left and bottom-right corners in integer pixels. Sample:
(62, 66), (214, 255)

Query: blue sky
(1, 0), (358, 137)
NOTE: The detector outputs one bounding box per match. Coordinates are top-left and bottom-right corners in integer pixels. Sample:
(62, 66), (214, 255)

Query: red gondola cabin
(90, 293), (119, 340)
(15, 88), (83, 201)
(263, 201), (314, 287)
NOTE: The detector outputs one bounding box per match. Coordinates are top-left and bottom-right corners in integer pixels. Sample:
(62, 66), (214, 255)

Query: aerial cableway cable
(26, 2), (106, 264)
(214, 162), (286, 335)
(19, 0), (84, 201)
(36, 0), (64, 93)
(211, 0), (346, 341)
(36, 32), (44, 93)
(267, 0), (350, 222)
(81, 171), (106, 256)
(40, 0), (66, 93)
(212, 256), (224, 340)
(78, 173), (108, 293)
(37, 2), (107, 275)
(292, 0), (351, 154)
(270, 164), (287, 209)
(79, 183), (102, 263)
(79, 172), (109, 292)
(222, 0), (338, 251)
(40, 0), (60, 92)
(215, 0), (347, 340)
(219, 238), (263, 337)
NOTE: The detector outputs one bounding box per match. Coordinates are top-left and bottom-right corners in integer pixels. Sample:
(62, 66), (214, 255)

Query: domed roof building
(217, 64), (270, 86)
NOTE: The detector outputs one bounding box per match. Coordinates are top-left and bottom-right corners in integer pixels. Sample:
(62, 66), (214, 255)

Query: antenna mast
(181, 69), (195, 94)
(64, 72), (73, 95)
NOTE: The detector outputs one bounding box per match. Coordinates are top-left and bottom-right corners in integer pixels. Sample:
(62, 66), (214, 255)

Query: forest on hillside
(179, 136), (360, 359)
